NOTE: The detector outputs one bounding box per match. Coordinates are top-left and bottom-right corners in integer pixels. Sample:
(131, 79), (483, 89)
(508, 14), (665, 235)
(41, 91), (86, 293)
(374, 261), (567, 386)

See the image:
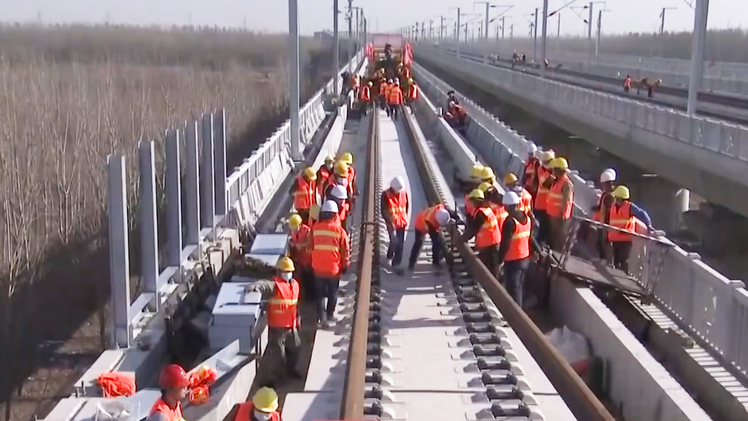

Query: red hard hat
(159, 364), (190, 389)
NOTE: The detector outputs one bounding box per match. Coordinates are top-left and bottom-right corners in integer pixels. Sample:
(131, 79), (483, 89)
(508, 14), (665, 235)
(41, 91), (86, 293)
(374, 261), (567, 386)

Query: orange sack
(187, 365), (218, 406)
(97, 372), (136, 398)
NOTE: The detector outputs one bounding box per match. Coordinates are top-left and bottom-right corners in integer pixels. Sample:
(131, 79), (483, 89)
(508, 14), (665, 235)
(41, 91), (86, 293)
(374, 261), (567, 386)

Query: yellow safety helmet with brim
(334, 160), (349, 177)
(469, 189), (485, 201)
(612, 185), (630, 200)
(503, 173), (518, 185)
(480, 167), (495, 181)
(339, 152), (354, 164)
(288, 213), (302, 230)
(252, 387), (279, 413)
(470, 164), (485, 179)
(477, 182), (493, 193)
(303, 167), (317, 180)
(309, 204), (321, 221)
(276, 256), (295, 272)
(549, 157), (569, 170)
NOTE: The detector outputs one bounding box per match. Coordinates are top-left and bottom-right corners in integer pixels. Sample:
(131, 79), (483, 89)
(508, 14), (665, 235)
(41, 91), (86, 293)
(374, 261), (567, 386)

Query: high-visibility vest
(534, 166), (552, 211)
(489, 202), (508, 228)
(381, 83), (391, 97)
(293, 176), (315, 210)
(149, 399), (185, 421)
(464, 194), (477, 217)
(311, 220), (349, 276)
(384, 188), (409, 228)
(518, 188), (533, 214)
(267, 277), (299, 328)
(475, 207), (501, 248)
(608, 201), (636, 243)
(360, 85), (371, 101)
(235, 402), (281, 421)
(547, 174), (574, 219)
(414, 204), (445, 233)
(505, 217), (532, 261)
(388, 87), (403, 105)
(592, 191), (611, 222)
(290, 225), (311, 266)
(317, 165), (332, 196)
(346, 166), (356, 198)
(523, 157), (540, 190)
(409, 85), (420, 100)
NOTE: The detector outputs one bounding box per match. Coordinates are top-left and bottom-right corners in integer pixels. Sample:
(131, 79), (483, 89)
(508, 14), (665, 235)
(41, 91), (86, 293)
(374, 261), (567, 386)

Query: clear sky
(1, 0), (745, 36)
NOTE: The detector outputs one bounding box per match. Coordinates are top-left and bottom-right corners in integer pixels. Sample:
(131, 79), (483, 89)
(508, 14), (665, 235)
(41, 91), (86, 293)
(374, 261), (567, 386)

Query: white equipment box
(209, 282), (263, 352)
(246, 233), (289, 269)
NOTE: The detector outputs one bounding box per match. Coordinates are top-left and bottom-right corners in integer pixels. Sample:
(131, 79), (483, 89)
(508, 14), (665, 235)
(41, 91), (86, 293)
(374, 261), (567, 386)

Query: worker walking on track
(504, 173), (533, 215)
(461, 189), (502, 280)
(147, 364), (189, 421)
(317, 156), (335, 196)
(547, 157), (574, 252)
(234, 387), (281, 421)
(497, 191), (538, 307)
(288, 213), (314, 301)
(290, 167), (317, 224)
(328, 184), (349, 232)
(382, 176), (410, 274)
(339, 152), (358, 206)
(324, 160), (349, 199)
(406, 79), (419, 113)
(408, 204), (457, 271)
(311, 201), (351, 328)
(592, 168), (617, 260)
(607, 185), (654, 274)
(381, 79), (392, 112)
(521, 143), (540, 194)
(246, 256), (303, 381)
(533, 150), (555, 245)
(388, 79), (404, 121)
(359, 81), (372, 114)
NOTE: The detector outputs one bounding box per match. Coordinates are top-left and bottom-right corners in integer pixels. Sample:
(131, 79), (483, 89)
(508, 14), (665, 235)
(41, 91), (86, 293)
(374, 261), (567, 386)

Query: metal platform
(547, 250), (646, 296)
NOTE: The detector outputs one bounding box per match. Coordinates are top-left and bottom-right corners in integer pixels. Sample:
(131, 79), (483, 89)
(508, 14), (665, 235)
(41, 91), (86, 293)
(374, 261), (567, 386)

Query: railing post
(165, 129), (183, 269)
(213, 109), (228, 217)
(184, 120), (201, 246)
(138, 140), (159, 307)
(200, 113), (216, 231)
(107, 155), (131, 349)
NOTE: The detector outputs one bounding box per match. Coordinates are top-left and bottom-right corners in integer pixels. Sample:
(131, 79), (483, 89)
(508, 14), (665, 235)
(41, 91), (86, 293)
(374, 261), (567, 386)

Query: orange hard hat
(159, 364), (190, 389)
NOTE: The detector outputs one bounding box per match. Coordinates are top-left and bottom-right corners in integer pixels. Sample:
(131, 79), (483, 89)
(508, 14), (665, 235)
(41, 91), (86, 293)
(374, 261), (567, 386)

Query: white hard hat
(435, 209), (451, 225)
(330, 185), (348, 200)
(390, 176), (405, 192)
(502, 191), (521, 206)
(600, 168), (617, 183)
(321, 200), (339, 213)
(527, 142), (538, 154)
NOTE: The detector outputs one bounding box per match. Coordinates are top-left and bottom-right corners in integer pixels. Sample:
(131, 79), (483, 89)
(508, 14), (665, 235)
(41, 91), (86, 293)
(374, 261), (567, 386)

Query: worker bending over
(607, 186), (653, 274)
(359, 81), (372, 114)
(461, 189), (502, 279)
(408, 204), (458, 271)
(533, 150), (555, 244)
(311, 201), (351, 328)
(316, 156), (335, 197)
(521, 143), (540, 194)
(382, 176), (410, 274)
(547, 157), (574, 251)
(504, 173), (533, 215)
(246, 256), (303, 381)
(288, 213), (314, 301)
(445, 100), (468, 129)
(497, 191), (539, 307)
(234, 387), (281, 421)
(388, 79), (404, 121)
(147, 364), (189, 421)
(592, 168), (617, 260)
(290, 167), (317, 224)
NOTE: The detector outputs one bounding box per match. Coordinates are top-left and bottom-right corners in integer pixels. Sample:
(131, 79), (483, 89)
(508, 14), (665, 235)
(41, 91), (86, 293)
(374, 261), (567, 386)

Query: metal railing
(413, 61), (748, 381)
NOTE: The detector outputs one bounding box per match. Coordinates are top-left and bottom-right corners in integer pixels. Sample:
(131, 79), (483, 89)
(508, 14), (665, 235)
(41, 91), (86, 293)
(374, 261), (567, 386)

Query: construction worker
(311, 200), (351, 327)
(478, 182), (507, 228)
(497, 191), (537, 307)
(147, 364), (189, 421)
(339, 152), (358, 204)
(328, 184), (349, 231)
(324, 161), (349, 200)
(351, 74), (360, 99)
(623, 75), (632, 94)
(246, 257), (303, 380)
(290, 167), (317, 224)
(504, 173), (533, 215)
(522, 143), (540, 194)
(445, 100), (467, 128)
(288, 213), (314, 301)
(408, 204), (457, 271)
(378, 79), (389, 110)
(317, 156), (335, 196)
(608, 185), (654, 274)
(382, 176), (410, 274)
(461, 189), (502, 280)
(446, 90), (457, 109)
(464, 164), (485, 222)
(480, 167), (498, 189)
(235, 387), (281, 421)
(533, 150), (555, 244)
(406, 79), (419, 113)
(592, 168), (617, 260)
(383, 79), (394, 113)
(359, 81), (372, 114)
(546, 157), (575, 252)
(388, 79), (404, 121)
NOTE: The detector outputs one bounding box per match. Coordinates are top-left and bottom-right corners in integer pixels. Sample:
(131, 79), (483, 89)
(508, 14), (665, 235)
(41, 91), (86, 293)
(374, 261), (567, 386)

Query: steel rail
(400, 105), (616, 421)
(340, 111), (379, 419)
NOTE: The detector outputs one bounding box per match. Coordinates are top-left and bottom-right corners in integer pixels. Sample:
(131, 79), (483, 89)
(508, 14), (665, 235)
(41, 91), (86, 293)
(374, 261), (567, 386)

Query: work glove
(244, 284), (258, 292)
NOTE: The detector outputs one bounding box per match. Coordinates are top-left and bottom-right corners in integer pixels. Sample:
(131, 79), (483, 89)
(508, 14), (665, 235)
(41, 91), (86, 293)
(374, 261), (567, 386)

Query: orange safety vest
(414, 204), (445, 233)
(518, 189), (533, 214)
(505, 217), (531, 262)
(317, 165), (332, 196)
(624, 77), (632, 89)
(592, 191), (612, 222)
(290, 224), (311, 266)
(409, 85), (420, 100)
(360, 85), (371, 101)
(489, 202), (508, 228)
(384, 188), (409, 228)
(464, 194), (477, 217)
(475, 207), (501, 248)
(523, 157), (540, 190)
(534, 166), (552, 211)
(293, 176), (316, 210)
(608, 201), (636, 243)
(311, 220), (349, 277)
(235, 402), (281, 421)
(450, 104), (467, 117)
(547, 174), (574, 219)
(267, 277), (299, 328)
(346, 166), (356, 198)
(388, 86), (403, 105)
(380, 83), (390, 97)
(149, 399), (185, 421)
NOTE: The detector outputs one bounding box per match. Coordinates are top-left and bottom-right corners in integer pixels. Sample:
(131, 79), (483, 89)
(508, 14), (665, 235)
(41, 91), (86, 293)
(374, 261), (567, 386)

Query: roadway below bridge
(419, 60), (748, 283)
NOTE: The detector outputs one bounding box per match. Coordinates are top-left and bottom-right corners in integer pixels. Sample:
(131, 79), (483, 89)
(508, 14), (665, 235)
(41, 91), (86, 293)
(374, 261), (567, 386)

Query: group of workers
(353, 64), (420, 119)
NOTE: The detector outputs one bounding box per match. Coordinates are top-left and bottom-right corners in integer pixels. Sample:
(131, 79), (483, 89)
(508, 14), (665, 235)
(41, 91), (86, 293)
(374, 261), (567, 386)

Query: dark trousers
(534, 209), (549, 245)
(596, 231), (610, 260)
(315, 276), (341, 322)
(389, 104), (399, 120)
(612, 241), (633, 274)
(387, 228), (406, 266)
(297, 266), (315, 302)
(297, 209), (310, 225)
(408, 229), (442, 270)
(503, 258), (530, 307)
(267, 327), (300, 375)
(478, 246), (500, 280)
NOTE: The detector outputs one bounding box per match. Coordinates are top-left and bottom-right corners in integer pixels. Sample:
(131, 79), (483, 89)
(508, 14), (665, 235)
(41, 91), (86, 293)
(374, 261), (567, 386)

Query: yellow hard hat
(408, 78), (414, 84)
(541, 151), (555, 163)
(612, 185), (630, 200)
(470, 164), (485, 179)
(503, 173), (518, 185)
(303, 167), (317, 180)
(339, 152), (354, 164)
(276, 256), (295, 272)
(252, 387), (279, 413)
(469, 189), (485, 200)
(334, 160), (349, 177)
(477, 182), (493, 192)
(309, 204), (321, 221)
(480, 167), (495, 180)
(324, 155), (335, 164)
(549, 157), (569, 170)
(288, 213), (302, 230)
